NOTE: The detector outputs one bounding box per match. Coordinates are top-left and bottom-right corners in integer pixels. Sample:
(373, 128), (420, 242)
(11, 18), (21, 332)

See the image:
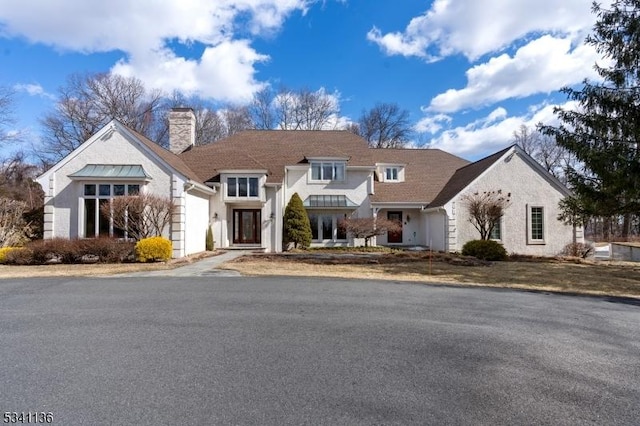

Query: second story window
(310, 162), (345, 181)
(385, 167), (399, 181)
(227, 177), (259, 197)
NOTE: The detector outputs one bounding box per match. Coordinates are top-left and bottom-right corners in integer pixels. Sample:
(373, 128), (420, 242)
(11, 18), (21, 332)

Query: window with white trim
(83, 183), (140, 238)
(528, 206), (545, 244)
(490, 219), (502, 241)
(308, 213), (348, 241)
(385, 167), (399, 181)
(310, 162), (345, 181)
(227, 177), (259, 198)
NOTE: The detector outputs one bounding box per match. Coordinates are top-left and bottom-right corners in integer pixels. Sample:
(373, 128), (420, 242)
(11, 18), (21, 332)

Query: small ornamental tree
(462, 190), (511, 240)
(283, 193), (312, 249)
(339, 217), (402, 247)
(102, 193), (175, 241)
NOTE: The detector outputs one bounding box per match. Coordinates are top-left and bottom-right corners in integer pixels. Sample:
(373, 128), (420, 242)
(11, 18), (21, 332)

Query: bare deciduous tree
(0, 197), (32, 247)
(513, 125), (575, 184)
(0, 151), (44, 211)
(250, 87), (276, 130)
(0, 86), (19, 144)
(251, 86), (340, 130)
(103, 193), (175, 241)
(221, 106), (253, 137)
(339, 216), (402, 247)
(358, 102), (412, 148)
(462, 190), (511, 240)
(158, 93), (253, 146)
(39, 73), (165, 163)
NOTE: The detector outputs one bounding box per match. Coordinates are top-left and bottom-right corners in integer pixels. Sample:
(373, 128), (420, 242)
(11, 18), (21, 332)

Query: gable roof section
(124, 127), (202, 183)
(179, 130), (372, 184)
(37, 120), (204, 188)
(428, 145), (513, 207)
(370, 148), (470, 204)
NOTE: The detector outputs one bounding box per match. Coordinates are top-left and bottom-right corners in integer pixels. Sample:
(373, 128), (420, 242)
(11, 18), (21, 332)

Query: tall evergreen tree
(540, 0), (640, 237)
(283, 193), (312, 249)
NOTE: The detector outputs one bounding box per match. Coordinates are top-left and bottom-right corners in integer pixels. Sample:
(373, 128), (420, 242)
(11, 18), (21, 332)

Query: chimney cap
(170, 107), (194, 113)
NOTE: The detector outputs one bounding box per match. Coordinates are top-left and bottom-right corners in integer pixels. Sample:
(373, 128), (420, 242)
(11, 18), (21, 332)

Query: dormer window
(385, 167), (399, 181)
(310, 161), (345, 182)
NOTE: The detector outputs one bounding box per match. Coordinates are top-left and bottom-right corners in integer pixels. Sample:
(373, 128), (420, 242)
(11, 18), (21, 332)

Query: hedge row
(1, 238), (136, 265)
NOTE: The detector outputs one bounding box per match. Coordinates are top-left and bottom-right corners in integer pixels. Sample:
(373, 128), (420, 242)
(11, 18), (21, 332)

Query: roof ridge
(452, 145), (513, 172)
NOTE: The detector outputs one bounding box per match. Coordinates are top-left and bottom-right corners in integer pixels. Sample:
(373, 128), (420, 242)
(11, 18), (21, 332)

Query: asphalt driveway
(0, 276), (638, 425)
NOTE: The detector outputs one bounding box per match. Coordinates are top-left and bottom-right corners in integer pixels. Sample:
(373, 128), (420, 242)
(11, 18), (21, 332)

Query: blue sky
(0, 0), (603, 161)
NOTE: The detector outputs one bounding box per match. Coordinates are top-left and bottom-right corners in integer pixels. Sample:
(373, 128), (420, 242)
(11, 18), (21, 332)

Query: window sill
(224, 196), (261, 201)
(527, 240), (546, 245)
(308, 180), (345, 184)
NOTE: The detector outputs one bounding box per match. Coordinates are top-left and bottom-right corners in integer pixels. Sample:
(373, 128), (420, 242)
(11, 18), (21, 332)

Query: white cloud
(112, 40), (269, 103)
(368, 0), (596, 61)
(0, 0), (313, 103)
(428, 35), (601, 113)
(13, 83), (54, 99)
(421, 101), (579, 159)
(414, 112), (451, 134)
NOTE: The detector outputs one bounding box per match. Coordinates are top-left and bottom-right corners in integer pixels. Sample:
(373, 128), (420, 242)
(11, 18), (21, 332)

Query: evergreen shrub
(461, 239), (507, 261)
(206, 225), (214, 251)
(283, 193), (312, 250)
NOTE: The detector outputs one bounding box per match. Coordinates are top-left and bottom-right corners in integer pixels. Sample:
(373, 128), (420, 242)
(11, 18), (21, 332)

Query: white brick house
(37, 108), (582, 257)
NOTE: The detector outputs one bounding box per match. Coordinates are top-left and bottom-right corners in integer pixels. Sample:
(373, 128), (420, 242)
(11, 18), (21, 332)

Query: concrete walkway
(118, 250), (252, 277)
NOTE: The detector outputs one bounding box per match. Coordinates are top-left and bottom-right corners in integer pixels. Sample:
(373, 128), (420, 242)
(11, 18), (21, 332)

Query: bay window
(83, 183), (140, 238)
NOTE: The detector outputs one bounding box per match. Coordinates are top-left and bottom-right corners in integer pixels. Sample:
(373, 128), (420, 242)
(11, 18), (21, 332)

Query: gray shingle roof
(428, 146), (513, 207)
(179, 130), (373, 184)
(369, 148), (470, 204)
(122, 124), (508, 206)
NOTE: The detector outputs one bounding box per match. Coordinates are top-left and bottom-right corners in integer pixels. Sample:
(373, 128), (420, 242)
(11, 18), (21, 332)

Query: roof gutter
(184, 180), (217, 195)
(422, 206), (446, 214)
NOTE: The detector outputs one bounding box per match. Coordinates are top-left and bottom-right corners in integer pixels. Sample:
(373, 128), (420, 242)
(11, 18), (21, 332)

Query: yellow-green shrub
(0, 247), (19, 264)
(135, 237), (172, 262)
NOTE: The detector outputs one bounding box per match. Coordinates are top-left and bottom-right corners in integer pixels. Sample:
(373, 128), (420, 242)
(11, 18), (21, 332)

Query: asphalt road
(0, 276), (638, 425)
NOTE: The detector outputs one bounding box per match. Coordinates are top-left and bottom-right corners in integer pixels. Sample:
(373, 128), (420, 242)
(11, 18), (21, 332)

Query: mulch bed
(234, 251), (494, 266)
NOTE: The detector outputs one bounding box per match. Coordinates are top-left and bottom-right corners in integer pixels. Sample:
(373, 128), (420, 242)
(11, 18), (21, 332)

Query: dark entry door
(233, 209), (261, 244)
(387, 211), (403, 243)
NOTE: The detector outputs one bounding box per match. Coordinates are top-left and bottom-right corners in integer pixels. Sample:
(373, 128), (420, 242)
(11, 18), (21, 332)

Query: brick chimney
(169, 107), (196, 154)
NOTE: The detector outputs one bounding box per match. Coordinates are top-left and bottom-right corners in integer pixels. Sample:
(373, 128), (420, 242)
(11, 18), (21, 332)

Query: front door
(387, 211), (403, 243)
(233, 209), (261, 244)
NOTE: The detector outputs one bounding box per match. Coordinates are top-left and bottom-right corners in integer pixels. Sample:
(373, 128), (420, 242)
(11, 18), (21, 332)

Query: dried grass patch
(224, 253), (640, 298)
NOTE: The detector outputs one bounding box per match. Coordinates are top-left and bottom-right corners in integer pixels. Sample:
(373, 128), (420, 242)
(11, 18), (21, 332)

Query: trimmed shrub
(561, 242), (594, 259)
(206, 225), (214, 251)
(75, 238), (136, 263)
(2, 238), (136, 265)
(135, 236), (172, 262)
(29, 238), (76, 264)
(461, 239), (508, 261)
(283, 193), (312, 250)
(4, 247), (33, 265)
(0, 247), (19, 264)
